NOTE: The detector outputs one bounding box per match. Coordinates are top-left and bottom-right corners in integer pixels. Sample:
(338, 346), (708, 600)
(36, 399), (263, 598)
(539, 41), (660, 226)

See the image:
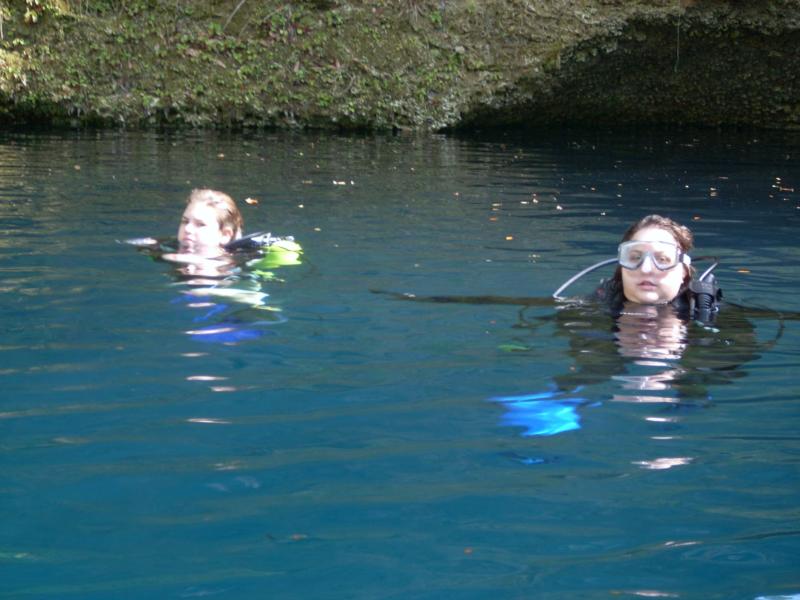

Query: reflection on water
(613, 303), (688, 402)
(163, 252), (240, 284)
(125, 233), (304, 346)
(534, 298), (764, 404)
(616, 303), (688, 360)
(169, 264), (292, 346)
(0, 129), (798, 599)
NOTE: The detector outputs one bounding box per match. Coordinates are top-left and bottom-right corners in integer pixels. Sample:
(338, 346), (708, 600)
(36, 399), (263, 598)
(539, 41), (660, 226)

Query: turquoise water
(1, 129), (799, 599)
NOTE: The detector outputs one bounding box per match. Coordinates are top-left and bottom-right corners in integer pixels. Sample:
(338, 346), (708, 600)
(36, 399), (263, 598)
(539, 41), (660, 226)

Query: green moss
(0, 0), (798, 130)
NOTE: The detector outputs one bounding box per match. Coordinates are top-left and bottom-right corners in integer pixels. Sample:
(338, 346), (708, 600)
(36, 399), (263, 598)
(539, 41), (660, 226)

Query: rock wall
(458, 3), (800, 129)
(1, 0), (798, 130)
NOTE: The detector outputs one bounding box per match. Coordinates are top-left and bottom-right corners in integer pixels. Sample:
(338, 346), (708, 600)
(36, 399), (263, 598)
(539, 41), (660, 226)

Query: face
(620, 226), (687, 305)
(177, 201), (234, 256)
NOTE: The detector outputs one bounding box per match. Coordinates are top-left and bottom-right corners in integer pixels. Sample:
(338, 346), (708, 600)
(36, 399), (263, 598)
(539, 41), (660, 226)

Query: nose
(639, 254), (655, 273)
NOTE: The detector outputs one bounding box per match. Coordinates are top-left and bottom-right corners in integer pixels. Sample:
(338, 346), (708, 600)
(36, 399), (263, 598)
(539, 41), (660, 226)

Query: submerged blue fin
(490, 389), (584, 436)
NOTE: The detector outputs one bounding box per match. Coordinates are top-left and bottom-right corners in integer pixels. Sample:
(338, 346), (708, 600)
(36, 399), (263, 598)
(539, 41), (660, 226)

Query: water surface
(1, 128), (799, 599)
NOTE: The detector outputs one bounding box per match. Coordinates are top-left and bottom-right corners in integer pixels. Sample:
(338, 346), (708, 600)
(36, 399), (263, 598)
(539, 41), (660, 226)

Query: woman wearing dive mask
(599, 214), (697, 310)
(619, 216), (693, 304)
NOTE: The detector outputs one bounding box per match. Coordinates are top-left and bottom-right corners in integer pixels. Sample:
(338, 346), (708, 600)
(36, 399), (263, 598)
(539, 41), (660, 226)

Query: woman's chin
(627, 289), (668, 305)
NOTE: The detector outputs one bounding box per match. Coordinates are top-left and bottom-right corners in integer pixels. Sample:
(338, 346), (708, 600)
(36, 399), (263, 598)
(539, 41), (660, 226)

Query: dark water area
(1, 127), (799, 599)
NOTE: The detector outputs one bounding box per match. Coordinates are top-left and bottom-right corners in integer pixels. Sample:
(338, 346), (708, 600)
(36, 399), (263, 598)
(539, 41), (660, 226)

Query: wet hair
(620, 214), (694, 253)
(185, 189), (243, 239)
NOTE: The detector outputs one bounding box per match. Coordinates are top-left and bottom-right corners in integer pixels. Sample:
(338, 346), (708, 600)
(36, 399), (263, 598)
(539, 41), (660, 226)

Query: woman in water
(162, 188), (244, 268)
(525, 215), (758, 402)
(128, 186), (301, 283)
(593, 214), (710, 317)
(152, 188), (245, 284)
(378, 214), (717, 319)
(374, 214), (786, 405)
(177, 188), (244, 256)
(126, 189), (303, 343)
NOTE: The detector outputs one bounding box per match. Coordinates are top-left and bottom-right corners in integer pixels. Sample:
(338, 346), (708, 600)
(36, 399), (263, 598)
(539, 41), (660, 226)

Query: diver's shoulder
(225, 232), (301, 252)
(227, 232), (304, 271)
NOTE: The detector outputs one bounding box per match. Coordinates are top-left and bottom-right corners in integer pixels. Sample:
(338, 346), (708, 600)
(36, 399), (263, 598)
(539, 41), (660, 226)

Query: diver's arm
(122, 236), (178, 257)
(370, 289), (557, 308)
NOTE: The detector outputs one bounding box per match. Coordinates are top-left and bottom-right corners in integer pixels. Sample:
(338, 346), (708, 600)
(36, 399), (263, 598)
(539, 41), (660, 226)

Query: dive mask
(618, 240), (691, 271)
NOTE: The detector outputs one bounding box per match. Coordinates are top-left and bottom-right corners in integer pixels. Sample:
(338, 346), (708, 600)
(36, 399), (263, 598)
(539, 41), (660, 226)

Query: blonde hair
(186, 189), (243, 239)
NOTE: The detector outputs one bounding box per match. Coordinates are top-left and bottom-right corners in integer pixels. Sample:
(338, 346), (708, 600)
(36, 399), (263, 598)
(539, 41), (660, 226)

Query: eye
(628, 251), (642, 261)
(655, 253), (671, 265)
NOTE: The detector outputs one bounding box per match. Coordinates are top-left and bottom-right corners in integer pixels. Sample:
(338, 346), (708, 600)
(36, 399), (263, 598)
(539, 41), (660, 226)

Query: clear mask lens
(618, 241), (686, 271)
